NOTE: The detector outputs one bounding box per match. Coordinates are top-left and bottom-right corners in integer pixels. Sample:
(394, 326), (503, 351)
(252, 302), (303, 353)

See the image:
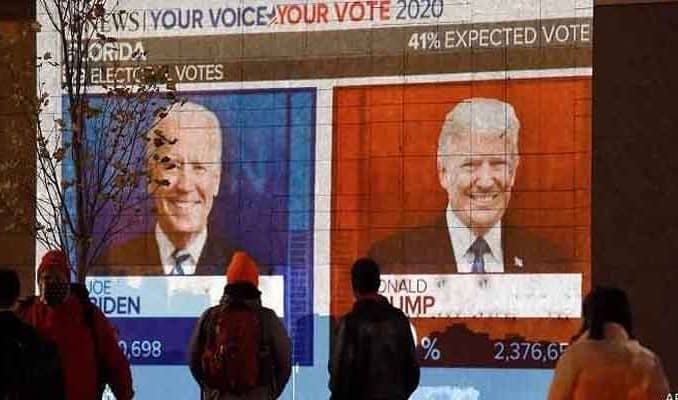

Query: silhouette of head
(351, 258), (381, 296)
(583, 286), (634, 340)
(0, 269), (20, 308)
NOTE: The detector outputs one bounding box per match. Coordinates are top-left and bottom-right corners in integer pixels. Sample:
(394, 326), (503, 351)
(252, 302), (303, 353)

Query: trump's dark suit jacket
(368, 215), (576, 274)
(90, 232), (241, 276)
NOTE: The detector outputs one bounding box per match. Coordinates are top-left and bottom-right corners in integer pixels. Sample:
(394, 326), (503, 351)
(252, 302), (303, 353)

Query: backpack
(201, 301), (264, 394)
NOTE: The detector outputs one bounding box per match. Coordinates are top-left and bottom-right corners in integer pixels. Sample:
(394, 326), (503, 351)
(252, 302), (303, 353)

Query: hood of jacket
(219, 282), (262, 308)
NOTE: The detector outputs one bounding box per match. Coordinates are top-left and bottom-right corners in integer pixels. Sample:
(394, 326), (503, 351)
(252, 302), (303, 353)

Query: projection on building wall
(37, 0), (592, 398)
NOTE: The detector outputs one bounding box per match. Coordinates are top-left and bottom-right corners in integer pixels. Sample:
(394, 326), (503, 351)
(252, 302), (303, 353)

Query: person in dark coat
(329, 258), (420, 400)
(0, 268), (65, 400)
(189, 251), (291, 399)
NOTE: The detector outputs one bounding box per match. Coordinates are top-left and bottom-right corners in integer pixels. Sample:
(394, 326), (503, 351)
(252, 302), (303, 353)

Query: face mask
(43, 282), (69, 305)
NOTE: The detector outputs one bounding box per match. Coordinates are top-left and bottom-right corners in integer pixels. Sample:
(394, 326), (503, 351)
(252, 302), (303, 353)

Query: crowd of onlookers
(0, 252), (670, 399)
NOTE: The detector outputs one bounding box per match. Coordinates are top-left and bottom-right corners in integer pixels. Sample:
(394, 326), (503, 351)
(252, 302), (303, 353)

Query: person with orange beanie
(189, 251), (291, 399)
(18, 250), (134, 400)
(547, 286), (669, 400)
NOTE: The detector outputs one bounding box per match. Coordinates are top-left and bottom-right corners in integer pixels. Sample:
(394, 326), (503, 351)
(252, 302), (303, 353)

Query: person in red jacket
(18, 250), (134, 400)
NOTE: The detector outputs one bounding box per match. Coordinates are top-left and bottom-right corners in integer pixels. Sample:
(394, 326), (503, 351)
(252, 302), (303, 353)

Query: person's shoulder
(193, 304), (222, 333)
(202, 303), (223, 319)
(550, 340), (589, 374)
(259, 306), (282, 323)
(629, 340), (665, 368)
(561, 336), (624, 365)
(381, 298), (410, 322)
(560, 339), (588, 356)
(335, 310), (358, 337)
(82, 298), (111, 326)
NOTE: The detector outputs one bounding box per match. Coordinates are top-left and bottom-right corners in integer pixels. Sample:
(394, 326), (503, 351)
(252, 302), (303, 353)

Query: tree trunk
(72, 103), (90, 283)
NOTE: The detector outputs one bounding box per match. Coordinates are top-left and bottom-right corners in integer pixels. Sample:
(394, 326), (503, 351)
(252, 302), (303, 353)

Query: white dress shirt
(445, 204), (504, 273)
(155, 224), (208, 275)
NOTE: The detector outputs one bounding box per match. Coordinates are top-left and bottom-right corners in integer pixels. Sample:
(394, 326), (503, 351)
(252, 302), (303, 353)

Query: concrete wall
(593, 1), (678, 387)
(0, 3), (36, 297)
(1, 0), (677, 391)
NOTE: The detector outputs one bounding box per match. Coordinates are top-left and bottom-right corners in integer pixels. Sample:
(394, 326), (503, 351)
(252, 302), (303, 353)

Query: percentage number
(421, 336), (441, 360)
(408, 32), (442, 51)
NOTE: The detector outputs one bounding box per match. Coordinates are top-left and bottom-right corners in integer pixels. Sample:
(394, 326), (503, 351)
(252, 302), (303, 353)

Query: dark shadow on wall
(0, 3), (36, 297)
(594, 2), (678, 388)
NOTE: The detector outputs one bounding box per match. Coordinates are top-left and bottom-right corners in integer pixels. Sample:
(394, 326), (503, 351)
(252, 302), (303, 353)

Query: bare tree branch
(0, 0), (177, 281)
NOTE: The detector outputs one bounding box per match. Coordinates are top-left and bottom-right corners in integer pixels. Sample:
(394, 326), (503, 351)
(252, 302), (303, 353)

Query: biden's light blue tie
(171, 250), (190, 275)
(470, 237), (490, 274)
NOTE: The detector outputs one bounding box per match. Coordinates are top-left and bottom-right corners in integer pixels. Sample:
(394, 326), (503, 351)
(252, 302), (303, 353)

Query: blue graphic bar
(112, 318), (197, 365)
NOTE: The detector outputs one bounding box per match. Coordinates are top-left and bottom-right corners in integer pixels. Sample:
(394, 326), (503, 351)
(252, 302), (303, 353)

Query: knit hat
(38, 250), (70, 279)
(226, 251), (259, 287)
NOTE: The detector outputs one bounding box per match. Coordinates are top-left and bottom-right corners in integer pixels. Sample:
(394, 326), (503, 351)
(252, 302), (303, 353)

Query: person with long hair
(548, 286), (669, 400)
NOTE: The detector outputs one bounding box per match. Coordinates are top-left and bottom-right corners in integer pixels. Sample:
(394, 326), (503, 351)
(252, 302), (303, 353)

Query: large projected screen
(331, 78), (590, 368)
(36, 0), (592, 398)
